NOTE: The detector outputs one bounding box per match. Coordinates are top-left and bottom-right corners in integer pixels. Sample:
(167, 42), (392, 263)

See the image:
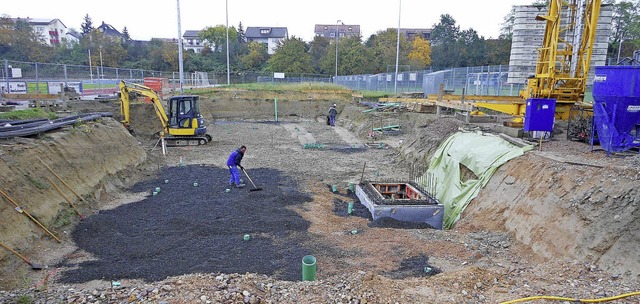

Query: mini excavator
(119, 80), (212, 146)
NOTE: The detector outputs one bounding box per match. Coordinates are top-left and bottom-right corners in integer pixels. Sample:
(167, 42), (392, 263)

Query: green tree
(122, 27), (130, 41)
(81, 14), (94, 36)
(199, 25), (238, 52)
(0, 17), (52, 61)
(485, 38), (511, 65)
(407, 36), (432, 68)
(335, 36), (370, 75)
(365, 29), (411, 74)
(457, 28), (485, 67)
(266, 37), (313, 73)
(609, 1), (640, 59)
(82, 30), (127, 67)
(237, 22), (246, 43)
(239, 41), (268, 71)
(429, 14), (461, 68)
(308, 36), (331, 74)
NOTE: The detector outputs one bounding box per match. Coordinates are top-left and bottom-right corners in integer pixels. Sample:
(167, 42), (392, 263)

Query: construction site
(1, 1), (640, 303)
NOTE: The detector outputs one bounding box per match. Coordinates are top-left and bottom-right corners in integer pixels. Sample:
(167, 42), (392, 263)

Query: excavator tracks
(165, 134), (212, 146)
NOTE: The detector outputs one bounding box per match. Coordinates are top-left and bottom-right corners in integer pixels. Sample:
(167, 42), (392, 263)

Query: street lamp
(335, 20), (342, 81)
(394, 0), (401, 94)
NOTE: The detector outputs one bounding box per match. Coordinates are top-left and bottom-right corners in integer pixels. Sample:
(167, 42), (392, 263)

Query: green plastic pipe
(274, 98), (278, 122)
(302, 255), (316, 281)
(331, 185), (337, 193)
(347, 202), (354, 215)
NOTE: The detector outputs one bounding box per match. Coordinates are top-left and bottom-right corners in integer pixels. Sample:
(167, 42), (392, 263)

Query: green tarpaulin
(417, 131), (533, 229)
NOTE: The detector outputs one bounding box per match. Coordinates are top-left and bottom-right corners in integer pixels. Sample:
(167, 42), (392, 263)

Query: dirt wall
(461, 154), (640, 279)
(0, 119), (146, 282)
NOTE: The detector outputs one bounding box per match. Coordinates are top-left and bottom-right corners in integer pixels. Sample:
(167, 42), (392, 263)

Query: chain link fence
(2, 59), (530, 97)
(336, 65), (528, 96)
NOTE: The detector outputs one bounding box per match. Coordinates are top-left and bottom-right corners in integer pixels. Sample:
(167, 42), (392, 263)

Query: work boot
(236, 183), (246, 188)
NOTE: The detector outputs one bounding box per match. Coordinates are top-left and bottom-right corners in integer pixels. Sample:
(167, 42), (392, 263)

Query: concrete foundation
(355, 181), (444, 230)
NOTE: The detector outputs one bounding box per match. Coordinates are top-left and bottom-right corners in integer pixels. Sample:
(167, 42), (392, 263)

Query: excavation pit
(356, 181), (444, 230)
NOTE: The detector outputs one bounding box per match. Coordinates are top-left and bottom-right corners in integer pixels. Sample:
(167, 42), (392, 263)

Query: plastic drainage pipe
(347, 202), (354, 215)
(331, 185), (338, 193)
(302, 255), (316, 281)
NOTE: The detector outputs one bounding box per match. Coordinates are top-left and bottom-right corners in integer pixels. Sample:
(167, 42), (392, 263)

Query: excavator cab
(167, 95), (207, 137)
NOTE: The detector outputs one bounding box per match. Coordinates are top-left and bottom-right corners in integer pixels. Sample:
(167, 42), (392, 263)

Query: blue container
(593, 66), (640, 137)
(524, 98), (556, 132)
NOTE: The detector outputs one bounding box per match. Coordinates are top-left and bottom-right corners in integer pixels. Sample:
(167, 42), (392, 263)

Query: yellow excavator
(119, 80), (212, 146)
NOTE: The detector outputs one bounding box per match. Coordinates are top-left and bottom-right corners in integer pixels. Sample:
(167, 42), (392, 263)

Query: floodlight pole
(335, 20), (341, 82)
(176, 0), (185, 93)
(394, 0), (401, 94)
(226, 0), (230, 86)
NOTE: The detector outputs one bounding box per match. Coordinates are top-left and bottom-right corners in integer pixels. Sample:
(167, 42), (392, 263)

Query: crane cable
(500, 291), (640, 303)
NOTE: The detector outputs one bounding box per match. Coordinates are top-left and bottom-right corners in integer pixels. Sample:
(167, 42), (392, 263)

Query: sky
(3, 0), (535, 41)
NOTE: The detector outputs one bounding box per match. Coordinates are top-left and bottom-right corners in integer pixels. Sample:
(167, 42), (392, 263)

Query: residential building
(97, 21), (125, 42)
(314, 24), (360, 39)
(182, 30), (206, 53)
(399, 28), (431, 41)
(65, 28), (81, 45)
(245, 27), (288, 54)
(13, 18), (67, 46)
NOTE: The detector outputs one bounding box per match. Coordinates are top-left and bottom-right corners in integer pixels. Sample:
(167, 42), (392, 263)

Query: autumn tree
(407, 36), (432, 68)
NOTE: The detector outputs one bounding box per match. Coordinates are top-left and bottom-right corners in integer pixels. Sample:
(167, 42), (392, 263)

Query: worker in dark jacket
(328, 104), (338, 126)
(226, 146), (246, 188)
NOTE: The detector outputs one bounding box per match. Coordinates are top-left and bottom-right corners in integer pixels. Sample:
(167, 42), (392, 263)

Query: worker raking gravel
(226, 145), (246, 188)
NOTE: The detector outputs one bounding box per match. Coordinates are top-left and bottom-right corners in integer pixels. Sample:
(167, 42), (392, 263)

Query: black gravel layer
(382, 254), (442, 279)
(60, 165), (314, 283)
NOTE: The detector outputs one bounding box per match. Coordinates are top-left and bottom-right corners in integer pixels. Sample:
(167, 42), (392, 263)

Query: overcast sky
(4, 0), (535, 41)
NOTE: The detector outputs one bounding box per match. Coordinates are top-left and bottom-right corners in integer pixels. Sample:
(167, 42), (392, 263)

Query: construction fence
(2, 59), (532, 97)
(335, 65), (527, 96)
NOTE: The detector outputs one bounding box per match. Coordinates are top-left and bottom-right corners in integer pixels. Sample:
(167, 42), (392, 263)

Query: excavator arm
(118, 80), (212, 146)
(119, 80), (170, 136)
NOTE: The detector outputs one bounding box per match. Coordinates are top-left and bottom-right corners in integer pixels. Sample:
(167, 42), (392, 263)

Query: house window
(330, 33), (335, 38)
(260, 28), (270, 34)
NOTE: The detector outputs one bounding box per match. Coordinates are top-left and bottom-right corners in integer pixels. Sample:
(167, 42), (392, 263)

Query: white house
(182, 30), (206, 53)
(15, 18), (68, 46)
(245, 27), (288, 55)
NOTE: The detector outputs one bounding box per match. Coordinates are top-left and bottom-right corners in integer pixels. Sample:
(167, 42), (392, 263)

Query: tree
(457, 28), (485, 67)
(237, 22), (246, 43)
(239, 41), (268, 71)
(429, 14), (459, 46)
(0, 17), (52, 61)
(81, 14), (94, 36)
(500, 7), (516, 40)
(365, 29), (411, 74)
(407, 36), (432, 68)
(122, 27), (130, 41)
(334, 36), (370, 75)
(609, 1), (640, 58)
(308, 36), (331, 74)
(82, 31), (127, 67)
(429, 14), (461, 68)
(266, 37), (313, 73)
(199, 25), (237, 52)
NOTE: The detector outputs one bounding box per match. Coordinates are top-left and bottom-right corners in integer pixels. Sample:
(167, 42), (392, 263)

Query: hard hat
(332, 103), (337, 107)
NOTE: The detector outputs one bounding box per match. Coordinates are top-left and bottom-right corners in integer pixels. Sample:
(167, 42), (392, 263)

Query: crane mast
(521, 0), (602, 102)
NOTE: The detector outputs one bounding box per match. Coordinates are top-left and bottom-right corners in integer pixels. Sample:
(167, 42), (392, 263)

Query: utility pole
(226, 0), (230, 86)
